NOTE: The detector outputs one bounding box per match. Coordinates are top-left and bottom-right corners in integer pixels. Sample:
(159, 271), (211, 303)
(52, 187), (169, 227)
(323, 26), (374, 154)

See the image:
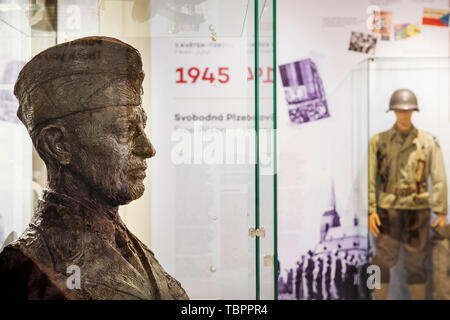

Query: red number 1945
(176, 67), (230, 84)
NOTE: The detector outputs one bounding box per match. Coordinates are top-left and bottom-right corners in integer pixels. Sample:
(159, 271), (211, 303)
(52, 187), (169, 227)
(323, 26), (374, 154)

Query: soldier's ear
(38, 125), (71, 166)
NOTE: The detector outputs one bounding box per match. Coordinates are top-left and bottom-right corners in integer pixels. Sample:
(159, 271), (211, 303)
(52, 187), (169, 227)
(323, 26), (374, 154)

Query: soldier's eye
(129, 124), (140, 136)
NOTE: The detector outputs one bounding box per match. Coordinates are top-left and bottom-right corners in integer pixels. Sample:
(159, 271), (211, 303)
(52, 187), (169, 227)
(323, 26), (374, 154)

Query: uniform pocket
(378, 191), (396, 208)
(413, 192), (430, 205)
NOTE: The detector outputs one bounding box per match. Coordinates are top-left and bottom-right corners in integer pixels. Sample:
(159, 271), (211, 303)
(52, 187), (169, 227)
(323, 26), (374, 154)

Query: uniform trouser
(371, 207), (430, 284)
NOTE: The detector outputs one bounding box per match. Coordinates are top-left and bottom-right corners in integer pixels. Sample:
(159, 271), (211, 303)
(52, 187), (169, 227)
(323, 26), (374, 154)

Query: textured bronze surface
(0, 36), (188, 300)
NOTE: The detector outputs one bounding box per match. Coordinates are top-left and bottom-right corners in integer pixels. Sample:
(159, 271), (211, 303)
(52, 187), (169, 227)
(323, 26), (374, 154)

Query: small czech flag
(422, 8), (450, 27)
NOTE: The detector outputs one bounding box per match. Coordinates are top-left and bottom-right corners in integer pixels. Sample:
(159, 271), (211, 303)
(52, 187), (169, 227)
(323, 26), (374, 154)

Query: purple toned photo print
(279, 58), (330, 125)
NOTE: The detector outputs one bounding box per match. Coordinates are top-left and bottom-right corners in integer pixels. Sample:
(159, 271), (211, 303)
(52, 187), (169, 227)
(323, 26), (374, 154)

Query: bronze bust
(0, 36), (188, 300)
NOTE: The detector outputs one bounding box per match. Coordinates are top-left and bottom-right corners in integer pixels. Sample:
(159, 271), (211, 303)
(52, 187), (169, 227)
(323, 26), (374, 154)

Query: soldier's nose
(134, 133), (156, 159)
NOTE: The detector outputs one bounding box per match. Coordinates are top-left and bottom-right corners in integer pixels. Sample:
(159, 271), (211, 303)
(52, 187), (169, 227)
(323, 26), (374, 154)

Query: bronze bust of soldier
(368, 89), (448, 300)
(0, 37), (188, 300)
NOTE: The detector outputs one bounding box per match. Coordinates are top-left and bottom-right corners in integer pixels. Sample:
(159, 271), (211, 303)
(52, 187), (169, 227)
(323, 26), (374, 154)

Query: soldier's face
(394, 110), (413, 128)
(66, 105), (155, 206)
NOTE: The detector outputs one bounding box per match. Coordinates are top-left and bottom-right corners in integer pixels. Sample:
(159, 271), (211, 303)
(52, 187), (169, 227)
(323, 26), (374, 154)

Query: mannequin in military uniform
(0, 37), (188, 300)
(368, 89), (448, 300)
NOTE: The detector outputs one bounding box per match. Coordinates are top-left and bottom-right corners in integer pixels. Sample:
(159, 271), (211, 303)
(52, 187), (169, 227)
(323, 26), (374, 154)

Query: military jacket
(0, 191), (189, 300)
(369, 125), (448, 214)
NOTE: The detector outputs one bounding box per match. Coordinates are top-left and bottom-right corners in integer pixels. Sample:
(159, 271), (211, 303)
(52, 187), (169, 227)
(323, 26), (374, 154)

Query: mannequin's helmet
(387, 89), (419, 112)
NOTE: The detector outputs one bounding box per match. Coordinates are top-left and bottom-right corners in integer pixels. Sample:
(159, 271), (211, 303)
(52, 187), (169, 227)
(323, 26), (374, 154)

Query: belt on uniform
(381, 184), (426, 196)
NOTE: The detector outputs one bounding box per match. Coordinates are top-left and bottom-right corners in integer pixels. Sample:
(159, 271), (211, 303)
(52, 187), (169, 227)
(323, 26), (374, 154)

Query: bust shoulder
(0, 244), (70, 299)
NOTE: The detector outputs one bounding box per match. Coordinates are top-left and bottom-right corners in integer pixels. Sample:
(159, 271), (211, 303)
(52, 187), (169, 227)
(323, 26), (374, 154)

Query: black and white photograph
(348, 31), (378, 55)
(278, 184), (371, 300)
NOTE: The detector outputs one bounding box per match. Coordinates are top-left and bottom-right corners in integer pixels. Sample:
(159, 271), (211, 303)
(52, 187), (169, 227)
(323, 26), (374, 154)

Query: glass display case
(367, 57), (450, 300)
(276, 56), (450, 300)
(149, 0), (277, 300)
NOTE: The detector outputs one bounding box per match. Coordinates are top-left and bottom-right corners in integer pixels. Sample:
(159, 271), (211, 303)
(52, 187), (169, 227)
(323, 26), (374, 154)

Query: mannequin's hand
(432, 213), (447, 228)
(369, 212), (381, 237)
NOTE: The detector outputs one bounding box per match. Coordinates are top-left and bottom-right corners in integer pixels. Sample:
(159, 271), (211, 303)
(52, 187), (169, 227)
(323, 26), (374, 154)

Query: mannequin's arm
(429, 138), (448, 216)
(368, 135), (379, 215)
(368, 135), (381, 237)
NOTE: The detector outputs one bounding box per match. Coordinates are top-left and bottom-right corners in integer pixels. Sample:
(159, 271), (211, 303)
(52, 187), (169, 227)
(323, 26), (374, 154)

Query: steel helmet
(387, 89), (419, 112)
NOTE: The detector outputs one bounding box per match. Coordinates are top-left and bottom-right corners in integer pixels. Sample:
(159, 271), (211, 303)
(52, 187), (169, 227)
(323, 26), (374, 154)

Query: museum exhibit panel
(149, 0), (277, 299)
(274, 0), (450, 301)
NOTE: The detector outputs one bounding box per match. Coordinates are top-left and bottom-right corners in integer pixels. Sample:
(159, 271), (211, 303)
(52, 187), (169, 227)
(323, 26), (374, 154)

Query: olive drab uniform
(369, 125), (447, 214)
(369, 124), (448, 284)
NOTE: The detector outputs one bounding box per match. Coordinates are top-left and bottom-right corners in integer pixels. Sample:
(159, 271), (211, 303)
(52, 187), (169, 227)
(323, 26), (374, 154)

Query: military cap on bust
(14, 36), (145, 134)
